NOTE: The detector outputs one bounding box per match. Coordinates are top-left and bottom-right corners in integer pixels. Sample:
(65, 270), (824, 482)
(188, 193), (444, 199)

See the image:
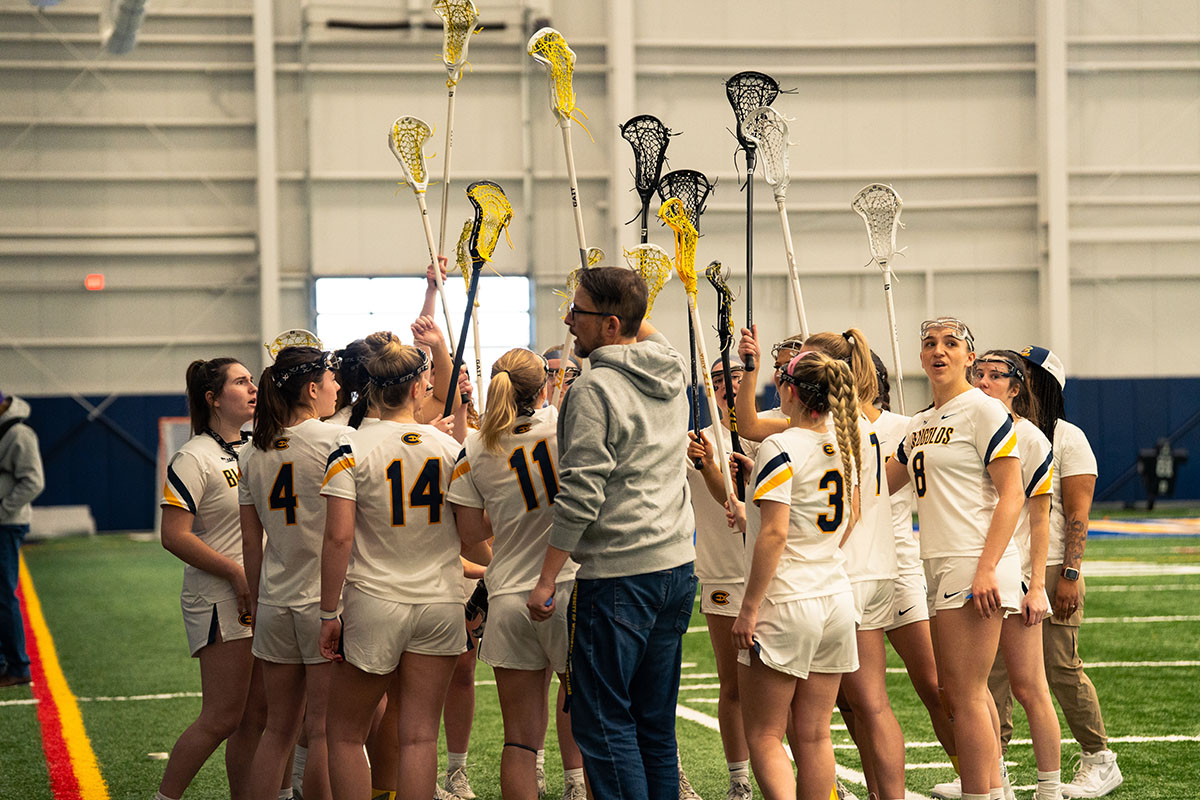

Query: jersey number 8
(912, 451), (927, 498)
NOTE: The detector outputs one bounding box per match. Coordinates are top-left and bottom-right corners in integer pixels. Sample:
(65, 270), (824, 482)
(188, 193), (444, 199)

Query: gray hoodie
(0, 396), (45, 526)
(549, 333), (695, 579)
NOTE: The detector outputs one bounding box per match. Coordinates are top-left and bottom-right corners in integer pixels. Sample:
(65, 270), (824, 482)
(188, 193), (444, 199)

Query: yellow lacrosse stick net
(555, 247), (604, 319)
(264, 329), (322, 361)
(389, 116), (434, 193)
(623, 244), (673, 316)
(432, 0), (480, 87)
(455, 218), (473, 286)
(659, 197), (698, 298)
(465, 181), (514, 264)
(527, 27), (589, 135)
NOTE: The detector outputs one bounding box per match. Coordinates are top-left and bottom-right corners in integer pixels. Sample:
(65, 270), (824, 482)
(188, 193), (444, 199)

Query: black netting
(705, 261), (735, 351)
(657, 169), (715, 233)
(725, 71), (780, 150)
(621, 115), (671, 199)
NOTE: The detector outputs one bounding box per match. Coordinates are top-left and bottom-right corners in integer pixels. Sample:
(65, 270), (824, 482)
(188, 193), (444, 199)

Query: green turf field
(3, 534), (1198, 800)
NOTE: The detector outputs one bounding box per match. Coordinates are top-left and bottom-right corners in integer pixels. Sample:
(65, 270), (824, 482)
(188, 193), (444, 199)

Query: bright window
(315, 276), (533, 388)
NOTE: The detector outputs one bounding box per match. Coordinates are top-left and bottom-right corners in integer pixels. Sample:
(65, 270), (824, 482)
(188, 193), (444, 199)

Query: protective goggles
(370, 349), (432, 388)
(272, 350), (340, 388)
(920, 317), (975, 351)
(771, 338), (806, 361)
(547, 364), (583, 387)
(974, 355), (1024, 382)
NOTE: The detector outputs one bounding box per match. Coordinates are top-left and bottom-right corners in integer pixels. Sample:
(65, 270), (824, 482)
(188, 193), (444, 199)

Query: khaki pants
(988, 565), (1108, 753)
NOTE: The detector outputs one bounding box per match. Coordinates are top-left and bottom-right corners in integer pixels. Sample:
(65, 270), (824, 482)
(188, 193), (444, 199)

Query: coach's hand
(319, 618), (343, 662)
(1052, 576), (1081, 621)
(527, 578), (555, 621)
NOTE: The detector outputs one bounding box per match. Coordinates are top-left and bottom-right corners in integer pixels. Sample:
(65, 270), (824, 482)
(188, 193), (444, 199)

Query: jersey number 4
(508, 440), (558, 513)
(269, 463), (298, 525)
(386, 458), (444, 526)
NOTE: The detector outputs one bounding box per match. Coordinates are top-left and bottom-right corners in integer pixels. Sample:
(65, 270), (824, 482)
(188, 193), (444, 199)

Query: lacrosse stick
(725, 71), (780, 371)
(620, 115), (673, 244)
(454, 218), (486, 401)
(658, 169), (715, 449)
(389, 115), (457, 351)
(445, 181), (514, 418)
(623, 244), (673, 316)
(264, 329), (322, 361)
(706, 260), (745, 500)
(660, 198), (734, 501)
(742, 105), (809, 339)
(549, 246), (604, 406)
(432, 0), (481, 258)
(852, 183), (907, 414)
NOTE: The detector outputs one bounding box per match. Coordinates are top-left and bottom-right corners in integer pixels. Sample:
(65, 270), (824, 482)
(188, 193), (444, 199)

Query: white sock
(1036, 770), (1061, 800)
(448, 752), (468, 771)
(277, 790), (294, 800)
(154, 793), (179, 800)
(564, 768), (585, 787)
(537, 749), (546, 769)
(727, 760), (750, 782)
(963, 794), (991, 800)
(990, 789), (1004, 800)
(292, 745), (307, 791)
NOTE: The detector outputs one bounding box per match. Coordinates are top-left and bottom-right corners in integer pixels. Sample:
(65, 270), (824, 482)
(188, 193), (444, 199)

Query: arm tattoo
(1064, 517), (1087, 568)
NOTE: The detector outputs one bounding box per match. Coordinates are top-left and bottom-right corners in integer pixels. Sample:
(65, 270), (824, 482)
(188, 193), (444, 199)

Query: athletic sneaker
(930, 776), (961, 799)
(835, 780), (859, 800)
(679, 767), (702, 800)
(445, 766), (475, 800)
(537, 766), (547, 800)
(1061, 750), (1123, 798)
(561, 783), (587, 800)
(726, 777), (752, 800)
(435, 783), (460, 800)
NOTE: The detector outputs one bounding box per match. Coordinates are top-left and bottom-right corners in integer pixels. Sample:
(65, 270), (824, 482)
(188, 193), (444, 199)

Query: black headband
(272, 351), (337, 389)
(370, 349), (432, 388)
(779, 372), (830, 412)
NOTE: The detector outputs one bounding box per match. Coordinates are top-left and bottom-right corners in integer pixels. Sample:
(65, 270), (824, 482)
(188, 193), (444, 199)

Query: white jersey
(321, 421), (462, 604)
(1012, 418), (1054, 578)
(895, 388), (1019, 558)
(872, 410), (921, 575)
(1047, 420), (1097, 566)
(238, 418), (351, 607)
(747, 427), (851, 603)
(446, 407), (578, 598)
(161, 433), (247, 603)
(840, 414), (898, 583)
(689, 423), (759, 584)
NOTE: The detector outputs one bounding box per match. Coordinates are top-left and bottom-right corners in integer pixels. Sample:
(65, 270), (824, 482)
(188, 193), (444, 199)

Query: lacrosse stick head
(556, 247), (604, 318)
(657, 169), (715, 234)
(658, 198), (698, 298)
(454, 218), (473, 285)
(465, 181), (514, 265)
(389, 116), (433, 193)
(742, 106), (791, 200)
(432, 0), (480, 84)
(623, 244), (674, 316)
(725, 71), (780, 152)
(527, 27), (579, 124)
(705, 260), (736, 352)
(620, 114), (672, 203)
(265, 329), (322, 361)
(851, 183), (904, 268)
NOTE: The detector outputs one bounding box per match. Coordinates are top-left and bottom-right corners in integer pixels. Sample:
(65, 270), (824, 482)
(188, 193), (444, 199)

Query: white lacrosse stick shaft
(415, 192), (458, 352)
(774, 197), (809, 340)
(471, 285), (485, 402)
(436, 87), (459, 256)
(880, 260), (905, 414)
(550, 122), (590, 408)
(689, 296), (735, 502)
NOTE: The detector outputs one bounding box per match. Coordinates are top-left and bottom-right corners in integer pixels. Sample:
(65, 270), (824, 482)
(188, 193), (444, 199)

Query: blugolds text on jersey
(910, 426), (954, 447)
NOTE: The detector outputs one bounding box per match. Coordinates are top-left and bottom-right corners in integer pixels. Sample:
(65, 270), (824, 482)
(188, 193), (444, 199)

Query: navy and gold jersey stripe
(753, 451), (794, 502)
(325, 444), (352, 471)
(984, 416), (1016, 463)
(165, 465), (197, 514)
(1026, 449), (1054, 497)
(896, 437), (909, 465)
(450, 459), (471, 484)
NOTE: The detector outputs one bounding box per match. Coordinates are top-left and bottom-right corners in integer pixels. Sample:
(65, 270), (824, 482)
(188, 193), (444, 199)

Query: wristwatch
(1061, 566), (1080, 581)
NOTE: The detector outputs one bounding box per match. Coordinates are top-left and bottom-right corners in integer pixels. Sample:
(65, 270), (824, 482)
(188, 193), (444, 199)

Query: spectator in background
(0, 389), (45, 688)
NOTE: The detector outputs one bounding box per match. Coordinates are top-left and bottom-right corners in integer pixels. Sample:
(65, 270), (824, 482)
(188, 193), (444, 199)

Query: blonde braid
(825, 358), (861, 499)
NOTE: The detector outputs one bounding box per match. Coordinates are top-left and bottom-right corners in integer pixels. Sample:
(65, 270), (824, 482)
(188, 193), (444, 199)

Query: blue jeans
(568, 563), (697, 800)
(0, 524), (30, 679)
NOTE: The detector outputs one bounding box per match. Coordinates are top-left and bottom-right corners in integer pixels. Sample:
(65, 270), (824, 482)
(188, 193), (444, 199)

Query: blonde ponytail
(479, 349), (547, 453)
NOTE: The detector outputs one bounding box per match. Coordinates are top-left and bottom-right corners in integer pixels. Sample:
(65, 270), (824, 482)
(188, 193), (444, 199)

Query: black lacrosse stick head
(657, 169), (715, 234)
(464, 179), (513, 266)
(725, 71), (780, 152)
(621, 114), (671, 204)
(705, 260), (735, 353)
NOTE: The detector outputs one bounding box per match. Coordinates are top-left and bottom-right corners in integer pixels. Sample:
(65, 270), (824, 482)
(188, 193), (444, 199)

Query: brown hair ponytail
(185, 358), (240, 435)
(480, 349), (548, 453)
(364, 331), (430, 413)
(253, 346), (326, 450)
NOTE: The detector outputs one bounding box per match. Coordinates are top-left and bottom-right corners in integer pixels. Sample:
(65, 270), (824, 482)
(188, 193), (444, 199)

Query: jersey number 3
(386, 459), (444, 526)
(817, 469), (845, 533)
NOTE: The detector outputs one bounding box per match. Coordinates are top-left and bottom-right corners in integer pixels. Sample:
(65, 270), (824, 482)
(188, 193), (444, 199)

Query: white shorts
(700, 581), (745, 617)
(737, 591), (859, 679)
(924, 551), (1022, 616)
(883, 572), (931, 632)
(478, 584), (572, 673)
(252, 600), (325, 665)
(851, 578), (895, 631)
(181, 595), (253, 657)
(341, 585), (465, 675)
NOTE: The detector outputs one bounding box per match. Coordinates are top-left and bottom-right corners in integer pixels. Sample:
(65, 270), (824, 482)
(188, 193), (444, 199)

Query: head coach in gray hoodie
(0, 391), (45, 687)
(526, 267), (696, 800)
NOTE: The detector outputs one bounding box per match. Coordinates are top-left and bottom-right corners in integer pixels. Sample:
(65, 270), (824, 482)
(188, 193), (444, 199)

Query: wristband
(319, 608), (339, 621)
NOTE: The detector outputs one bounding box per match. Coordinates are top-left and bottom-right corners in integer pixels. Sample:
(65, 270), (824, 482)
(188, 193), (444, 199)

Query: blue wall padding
(15, 378), (1200, 531)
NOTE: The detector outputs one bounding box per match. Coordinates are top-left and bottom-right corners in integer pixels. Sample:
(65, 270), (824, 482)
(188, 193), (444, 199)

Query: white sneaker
(835, 780), (859, 800)
(537, 766), (547, 800)
(561, 783), (587, 800)
(726, 776), (753, 800)
(445, 766), (475, 800)
(1000, 759), (1016, 800)
(930, 776), (962, 799)
(435, 784), (460, 800)
(679, 767), (702, 800)
(1062, 750), (1123, 798)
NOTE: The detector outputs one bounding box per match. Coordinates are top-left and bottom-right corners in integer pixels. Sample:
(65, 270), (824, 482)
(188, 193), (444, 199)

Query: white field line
(0, 690), (202, 708)
(1085, 561), (1200, 576)
(1087, 583), (1200, 592)
(689, 614), (1200, 634)
(838, 734), (1200, 751)
(675, 702), (933, 800)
